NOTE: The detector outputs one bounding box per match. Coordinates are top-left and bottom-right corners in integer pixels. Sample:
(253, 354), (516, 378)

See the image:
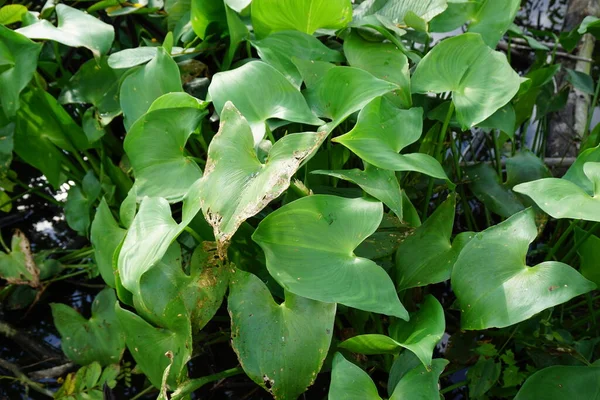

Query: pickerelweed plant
(2, 0), (600, 399)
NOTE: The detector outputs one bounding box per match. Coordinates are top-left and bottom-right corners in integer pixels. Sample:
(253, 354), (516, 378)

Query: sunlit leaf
(355, 0), (447, 25)
(452, 208), (596, 330)
(190, 0), (226, 39)
(333, 97), (447, 180)
(0, 4), (27, 25)
(200, 102), (326, 253)
(209, 61), (322, 143)
(52, 288), (125, 366)
(251, 0), (352, 38)
(229, 269), (335, 399)
(412, 33), (520, 128)
(253, 195), (408, 318)
(17, 4), (114, 58)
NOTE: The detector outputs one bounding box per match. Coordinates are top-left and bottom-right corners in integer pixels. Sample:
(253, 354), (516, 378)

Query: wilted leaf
(0, 230), (40, 287)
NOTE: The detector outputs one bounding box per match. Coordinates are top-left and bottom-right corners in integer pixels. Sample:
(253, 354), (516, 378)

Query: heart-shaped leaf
(51, 288), (125, 366)
(191, 0), (226, 40)
(388, 358), (448, 399)
(252, 30), (344, 89)
(119, 47), (183, 131)
(0, 4), (27, 25)
(124, 102), (205, 202)
(333, 97), (447, 180)
(465, 163), (525, 218)
(0, 230), (40, 287)
(343, 32), (411, 108)
(312, 163), (403, 219)
(412, 33), (520, 128)
(300, 65), (398, 131)
(228, 269), (335, 399)
(515, 366), (600, 400)
(340, 295), (444, 368)
(115, 304), (191, 389)
(514, 162), (600, 222)
(118, 182), (202, 296)
(59, 56), (125, 126)
(252, 195), (408, 318)
(209, 61), (322, 143)
(91, 198), (126, 288)
(251, 0), (352, 38)
(0, 26), (41, 119)
(395, 194), (472, 290)
(17, 4), (114, 58)
(452, 208), (596, 330)
(199, 102), (326, 253)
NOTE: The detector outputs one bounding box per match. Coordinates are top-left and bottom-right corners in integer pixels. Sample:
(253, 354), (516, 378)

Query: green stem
(0, 231), (10, 253)
(492, 130), (502, 177)
(422, 102), (455, 219)
(545, 219), (579, 261)
(57, 248), (94, 263)
(440, 380), (467, 395)
(184, 226), (203, 244)
(130, 384), (156, 400)
(584, 73), (600, 138)
(0, 189), (33, 211)
(170, 367), (245, 400)
(14, 180), (62, 206)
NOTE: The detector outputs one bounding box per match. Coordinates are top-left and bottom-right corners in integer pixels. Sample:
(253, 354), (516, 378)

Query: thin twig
(0, 358), (54, 397)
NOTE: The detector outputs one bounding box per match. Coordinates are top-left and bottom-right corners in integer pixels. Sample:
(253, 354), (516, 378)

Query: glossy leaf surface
(452, 208), (596, 330)
(253, 195), (408, 318)
(90, 199), (126, 288)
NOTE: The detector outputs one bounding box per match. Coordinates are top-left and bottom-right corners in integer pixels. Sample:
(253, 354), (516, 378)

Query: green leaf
(252, 30), (344, 89)
(51, 288), (125, 366)
(0, 122), (14, 178)
(468, 357), (501, 398)
(477, 103), (516, 138)
(300, 65), (398, 131)
(578, 15), (600, 37)
(467, 0), (520, 47)
(84, 362), (102, 390)
(115, 303), (191, 389)
(575, 227), (600, 287)
(190, 0), (226, 40)
(515, 366), (600, 400)
(328, 353), (381, 400)
(0, 4), (27, 25)
(124, 105), (204, 202)
(91, 198), (126, 287)
(0, 26), (41, 119)
(333, 97), (447, 180)
(108, 47), (165, 69)
(223, 4), (249, 69)
(199, 102), (326, 253)
(452, 208), (596, 330)
(514, 162), (600, 222)
(228, 269), (335, 399)
(395, 194), (472, 290)
(343, 32), (411, 108)
(118, 182), (201, 298)
(16, 4), (114, 58)
(566, 69), (595, 95)
(252, 195), (408, 318)
(412, 33), (520, 128)
(465, 163), (525, 218)
(251, 0), (352, 38)
(119, 47), (183, 131)
(312, 163), (404, 220)
(389, 359), (448, 399)
(355, 0), (447, 25)
(208, 61), (322, 143)
(59, 56), (125, 125)
(341, 295), (444, 368)
(65, 170), (101, 236)
(0, 230), (40, 287)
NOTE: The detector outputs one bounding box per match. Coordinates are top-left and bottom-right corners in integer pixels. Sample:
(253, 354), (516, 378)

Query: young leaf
(124, 105), (205, 202)
(252, 30), (344, 89)
(515, 366), (600, 400)
(65, 170), (101, 236)
(51, 288), (125, 366)
(90, 198), (126, 287)
(468, 357), (501, 398)
(251, 0), (352, 38)
(119, 47), (183, 131)
(115, 304), (191, 389)
(0, 26), (41, 119)
(228, 269), (335, 399)
(412, 33), (520, 128)
(328, 353), (382, 400)
(16, 4), (114, 58)
(312, 163), (404, 220)
(514, 162), (600, 222)
(343, 32), (411, 108)
(209, 61), (322, 144)
(0, 4), (27, 25)
(199, 102), (326, 254)
(395, 194), (473, 290)
(252, 195), (408, 318)
(333, 97), (447, 180)
(452, 208), (596, 330)
(0, 230), (40, 287)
